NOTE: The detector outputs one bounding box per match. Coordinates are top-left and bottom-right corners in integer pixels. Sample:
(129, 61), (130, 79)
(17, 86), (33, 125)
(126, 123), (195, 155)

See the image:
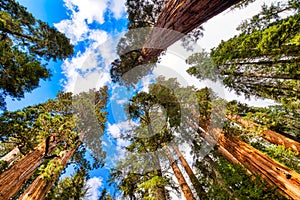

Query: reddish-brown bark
(218, 134), (300, 199)
(163, 145), (195, 200)
(171, 143), (206, 199)
(141, 0), (243, 61)
(18, 147), (77, 200)
(0, 136), (58, 200)
(226, 115), (300, 154)
(0, 146), (21, 168)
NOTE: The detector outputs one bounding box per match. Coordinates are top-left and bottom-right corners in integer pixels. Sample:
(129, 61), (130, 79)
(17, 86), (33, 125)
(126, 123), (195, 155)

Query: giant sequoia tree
(0, 0), (74, 109)
(110, 0), (243, 85)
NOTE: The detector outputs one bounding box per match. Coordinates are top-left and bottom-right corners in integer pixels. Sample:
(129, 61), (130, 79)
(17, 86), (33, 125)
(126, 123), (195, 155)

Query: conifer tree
(0, 0), (74, 109)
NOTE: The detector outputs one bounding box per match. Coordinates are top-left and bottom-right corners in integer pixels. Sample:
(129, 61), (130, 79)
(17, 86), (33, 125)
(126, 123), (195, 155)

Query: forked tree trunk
(18, 146), (78, 200)
(0, 146), (21, 168)
(0, 136), (58, 200)
(141, 0), (242, 62)
(163, 145), (195, 200)
(226, 115), (300, 154)
(171, 143), (207, 199)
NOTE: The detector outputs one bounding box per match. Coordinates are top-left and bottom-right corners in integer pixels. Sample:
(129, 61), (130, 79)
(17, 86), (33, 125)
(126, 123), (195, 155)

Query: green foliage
(196, 152), (287, 200)
(0, 160), (8, 173)
(187, 1), (300, 110)
(0, 0), (73, 109)
(253, 143), (300, 173)
(186, 50), (218, 81)
(227, 100), (300, 139)
(39, 159), (63, 183)
(45, 168), (88, 200)
(72, 87), (108, 169)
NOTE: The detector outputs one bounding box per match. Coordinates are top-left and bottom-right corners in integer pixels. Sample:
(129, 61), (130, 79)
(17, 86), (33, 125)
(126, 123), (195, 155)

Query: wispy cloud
(85, 177), (103, 200)
(55, 0), (126, 94)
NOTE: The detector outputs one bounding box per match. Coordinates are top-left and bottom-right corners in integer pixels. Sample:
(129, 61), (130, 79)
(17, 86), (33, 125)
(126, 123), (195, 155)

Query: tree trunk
(171, 143), (207, 199)
(218, 134), (300, 199)
(226, 115), (300, 154)
(163, 145), (195, 200)
(203, 155), (236, 198)
(0, 146), (21, 168)
(190, 111), (300, 199)
(151, 153), (168, 200)
(0, 136), (58, 200)
(197, 121), (300, 199)
(18, 146), (78, 200)
(141, 0), (243, 62)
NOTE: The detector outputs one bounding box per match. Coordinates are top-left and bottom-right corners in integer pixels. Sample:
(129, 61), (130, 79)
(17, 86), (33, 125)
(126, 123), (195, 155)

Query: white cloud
(197, 0), (274, 50)
(106, 120), (139, 156)
(55, 18), (88, 44)
(109, 0), (126, 19)
(61, 33), (118, 94)
(55, 0), (109, 44)
(84, 177), (103, 200)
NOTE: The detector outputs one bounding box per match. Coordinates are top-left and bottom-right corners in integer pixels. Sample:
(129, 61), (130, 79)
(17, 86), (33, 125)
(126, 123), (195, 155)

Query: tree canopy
(0, 0), (74, 110)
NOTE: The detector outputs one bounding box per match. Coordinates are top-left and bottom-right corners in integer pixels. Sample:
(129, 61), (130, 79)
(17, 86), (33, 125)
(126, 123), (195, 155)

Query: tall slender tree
(187, 1), (300, 109)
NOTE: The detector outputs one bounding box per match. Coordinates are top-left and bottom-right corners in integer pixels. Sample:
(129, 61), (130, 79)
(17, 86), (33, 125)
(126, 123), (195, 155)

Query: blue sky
(7, 0), (278, 199)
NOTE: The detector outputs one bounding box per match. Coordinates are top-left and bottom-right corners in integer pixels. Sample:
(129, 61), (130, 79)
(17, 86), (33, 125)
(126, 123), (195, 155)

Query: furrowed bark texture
(163, 145), (195, 200)
(227, 115), (300, 154)
(141, 0), (243, 61)
(0, 137), (58, 200)
(18, 147), (77, 200)
(198, 124), (300, 200)
(218, 134), (300, 199)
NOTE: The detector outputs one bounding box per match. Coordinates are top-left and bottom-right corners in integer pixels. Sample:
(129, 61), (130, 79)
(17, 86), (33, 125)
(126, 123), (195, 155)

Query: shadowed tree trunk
(18, 144), (79, 200)
(171, 143), (207, 199)
(226, 115), (300, 154)
(0, 146), (21, 168)
(141, 0), (243, 62)
(163, 145), (195, 200)
(203, 155), (236, 198)
(0, 136), (58, 200)
(151, 152), (168, 200)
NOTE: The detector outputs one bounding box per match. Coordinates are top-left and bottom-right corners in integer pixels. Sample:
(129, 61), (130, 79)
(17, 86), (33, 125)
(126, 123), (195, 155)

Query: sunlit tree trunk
(218, 134), (300, 199)
(163, 145), (195, 200)
(226, 115), (300, 154)
(0, 136), (58, 200)
(0, 146), (21, 168)
(171, 143), (206, 199)
(18, 145), (78, 200)
(196, 123), (300, 200)
(141, 0), (242, 61)
(188, 110), (300, 199)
